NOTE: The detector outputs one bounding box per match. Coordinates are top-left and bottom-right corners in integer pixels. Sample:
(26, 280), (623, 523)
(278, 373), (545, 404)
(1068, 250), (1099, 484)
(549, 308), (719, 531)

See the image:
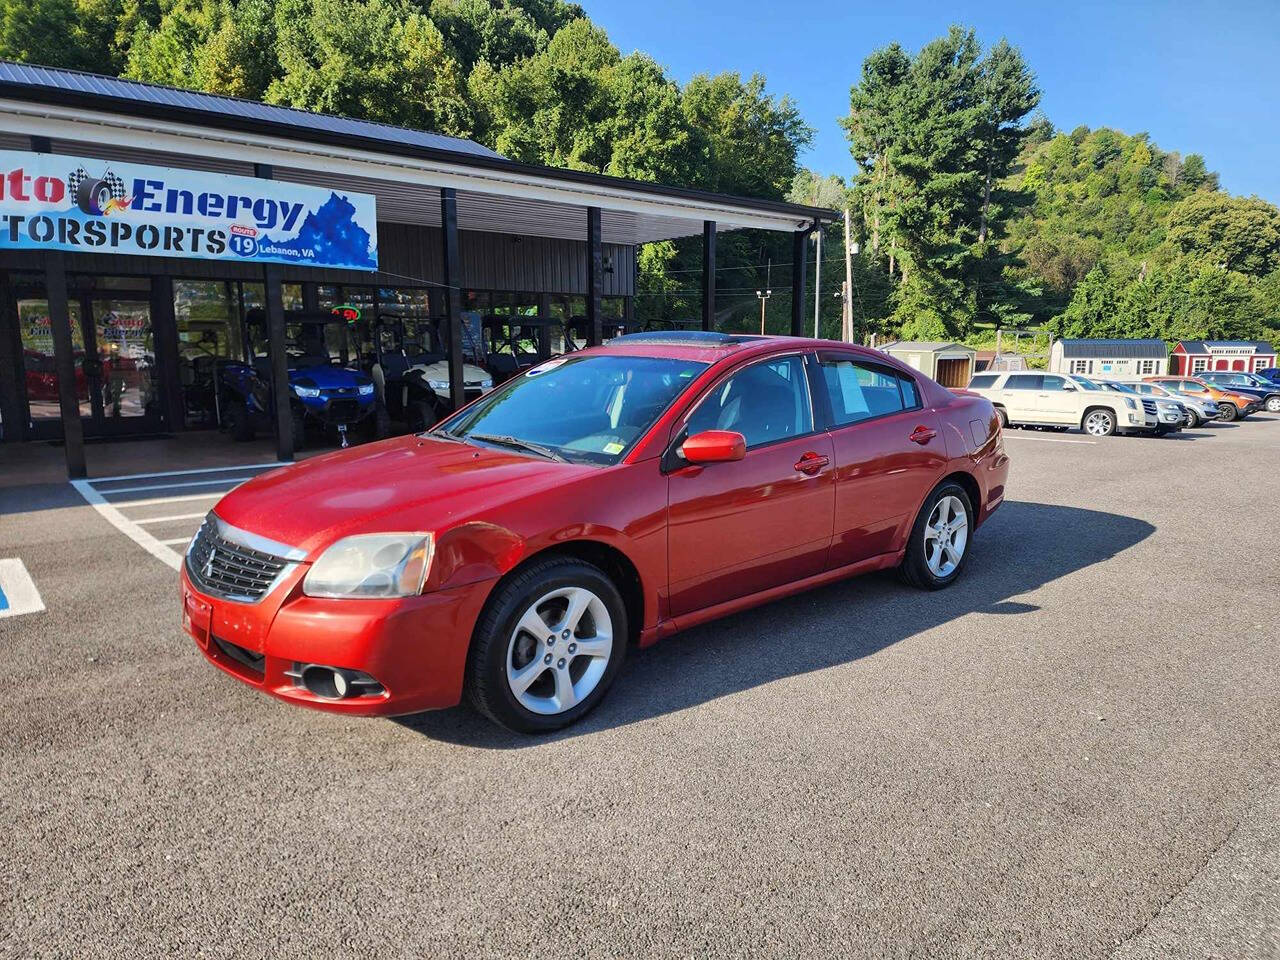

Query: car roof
(593, 333), (889, 365)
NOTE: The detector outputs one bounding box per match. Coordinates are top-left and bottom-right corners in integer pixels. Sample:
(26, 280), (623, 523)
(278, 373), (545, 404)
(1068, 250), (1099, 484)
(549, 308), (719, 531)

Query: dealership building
(0, 61), (834, 478)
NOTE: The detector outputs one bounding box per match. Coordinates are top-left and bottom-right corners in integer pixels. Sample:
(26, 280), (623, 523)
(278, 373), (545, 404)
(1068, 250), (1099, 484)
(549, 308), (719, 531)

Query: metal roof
(878, 341), (974, 353)
(1175, 340), (1276, 354)
(0, 60), (504, 160)
(1058, 339), (1168, 359)
(0, 60), (837, 241)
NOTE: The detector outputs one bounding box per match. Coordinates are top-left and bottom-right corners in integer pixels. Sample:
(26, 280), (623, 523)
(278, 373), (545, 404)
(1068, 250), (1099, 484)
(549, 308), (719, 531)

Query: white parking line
(134, 512), (209, 525)
(102, 475), (265, 495)
(71, 463), (281, 569)
(1002, 434), (1097, 445)
(0, 559), (46, 619)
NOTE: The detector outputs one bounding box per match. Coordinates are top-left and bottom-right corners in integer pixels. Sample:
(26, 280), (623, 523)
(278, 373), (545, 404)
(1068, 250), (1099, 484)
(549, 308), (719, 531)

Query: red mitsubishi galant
(182, 332), (1008, 732)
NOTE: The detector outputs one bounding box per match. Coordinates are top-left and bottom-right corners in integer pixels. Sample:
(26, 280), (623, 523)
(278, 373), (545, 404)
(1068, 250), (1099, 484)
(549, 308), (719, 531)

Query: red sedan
(182, 332), (1009, 732)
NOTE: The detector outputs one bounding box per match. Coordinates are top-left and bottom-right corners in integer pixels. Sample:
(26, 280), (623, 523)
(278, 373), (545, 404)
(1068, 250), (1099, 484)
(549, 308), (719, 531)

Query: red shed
(1171, 340), (1277, 376)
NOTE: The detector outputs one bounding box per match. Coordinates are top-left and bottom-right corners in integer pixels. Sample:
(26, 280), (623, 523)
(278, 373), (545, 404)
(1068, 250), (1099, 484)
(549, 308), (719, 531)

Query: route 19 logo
(230, 223), (259, 258)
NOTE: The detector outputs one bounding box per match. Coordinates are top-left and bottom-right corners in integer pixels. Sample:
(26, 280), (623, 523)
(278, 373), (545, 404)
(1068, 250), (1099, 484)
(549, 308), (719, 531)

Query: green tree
(0, 0), (122, 73)
(1166, 191), (1280, 277)
(267, 0), (472, 136)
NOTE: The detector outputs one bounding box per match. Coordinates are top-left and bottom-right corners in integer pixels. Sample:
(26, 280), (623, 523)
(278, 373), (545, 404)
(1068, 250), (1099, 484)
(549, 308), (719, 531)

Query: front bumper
(181, 564), (494, 716)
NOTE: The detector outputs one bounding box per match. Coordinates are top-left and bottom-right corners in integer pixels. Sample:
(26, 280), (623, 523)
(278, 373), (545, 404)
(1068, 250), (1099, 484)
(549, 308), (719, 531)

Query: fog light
(293, 663), (384, 699)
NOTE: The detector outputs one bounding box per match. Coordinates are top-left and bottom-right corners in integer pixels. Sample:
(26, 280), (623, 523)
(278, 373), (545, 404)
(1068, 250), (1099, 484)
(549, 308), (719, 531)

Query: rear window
(967, 374), (998, 389)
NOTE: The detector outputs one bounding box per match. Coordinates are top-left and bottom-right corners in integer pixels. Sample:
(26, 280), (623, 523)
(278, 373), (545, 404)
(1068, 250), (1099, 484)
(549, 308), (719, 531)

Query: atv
(366, 310), (493, 433)
(218, 308), (384, 450)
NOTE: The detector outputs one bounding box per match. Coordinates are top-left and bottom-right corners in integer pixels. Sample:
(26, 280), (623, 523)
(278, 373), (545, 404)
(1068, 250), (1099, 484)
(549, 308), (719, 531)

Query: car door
(1037, 374), (1075, 423)
(815, 352), (947, 568)
(666, 353), (836, 617)
(998, 373), (1043, 421)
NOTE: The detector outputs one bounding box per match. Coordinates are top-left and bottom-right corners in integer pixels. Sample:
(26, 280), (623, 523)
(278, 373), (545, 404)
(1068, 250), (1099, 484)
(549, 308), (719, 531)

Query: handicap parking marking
(0, 558), (46, 618)
(70, 463), (284, 570)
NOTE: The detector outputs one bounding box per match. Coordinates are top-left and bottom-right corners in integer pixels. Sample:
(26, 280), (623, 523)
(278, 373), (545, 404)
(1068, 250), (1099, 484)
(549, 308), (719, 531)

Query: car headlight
(1124, 396), (1137, 409)
(357, 383), (374, 396)
(293, 385), (321, 398)
(427, 379), (450, 391)
(480, 378), (494, 389)
(303, 534), (433, 599)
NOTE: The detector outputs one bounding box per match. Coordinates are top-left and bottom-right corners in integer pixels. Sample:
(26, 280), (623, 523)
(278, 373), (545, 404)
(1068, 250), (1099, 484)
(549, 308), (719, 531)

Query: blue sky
(587, 0), (1280, 203)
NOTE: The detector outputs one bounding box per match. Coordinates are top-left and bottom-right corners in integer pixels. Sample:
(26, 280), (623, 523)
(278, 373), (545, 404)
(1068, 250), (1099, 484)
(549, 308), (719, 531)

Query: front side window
(686, 355), (813, 448)
(445, 354), (706, 464)
(1041, 375), (1068, 391)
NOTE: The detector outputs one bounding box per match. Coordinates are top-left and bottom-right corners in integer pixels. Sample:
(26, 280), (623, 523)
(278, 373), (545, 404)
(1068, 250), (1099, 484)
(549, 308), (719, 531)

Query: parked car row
(963, 369), (1278, 435)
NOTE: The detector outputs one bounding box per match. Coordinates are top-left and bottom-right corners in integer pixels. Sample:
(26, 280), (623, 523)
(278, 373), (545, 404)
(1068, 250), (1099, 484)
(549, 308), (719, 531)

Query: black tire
(466, 557), (629, 734)
(290, 406), (307, 451)
(1266, 395), (1280, 413)
(75, 177), (110, 215)
(1081, 407), (1117, 437)
(899, 482), (974, 591)
(1218, 402), (1238, 422)
(1185, 410), (1201, 428)
(223, 400), (254, 442)
(994, 406), (1009, 429)
(408, 399), (437, 434)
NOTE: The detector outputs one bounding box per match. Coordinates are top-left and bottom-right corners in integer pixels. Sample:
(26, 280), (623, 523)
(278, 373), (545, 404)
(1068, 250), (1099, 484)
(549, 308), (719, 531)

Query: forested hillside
(1, 3), (1276, 343)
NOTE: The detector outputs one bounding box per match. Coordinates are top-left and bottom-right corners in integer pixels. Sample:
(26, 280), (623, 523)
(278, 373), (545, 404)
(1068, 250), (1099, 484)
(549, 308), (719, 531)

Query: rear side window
(967, 374), (998, 389)
(818, 356), (920, 426)
(1004, 374), (1043, 390)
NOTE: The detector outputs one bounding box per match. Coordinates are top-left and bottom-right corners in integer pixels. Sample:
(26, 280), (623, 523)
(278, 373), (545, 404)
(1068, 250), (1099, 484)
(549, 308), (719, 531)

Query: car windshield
(1072, 377), (1102, 391)
(1105, 381), (1138, 394)
(441, 353), (707, 464)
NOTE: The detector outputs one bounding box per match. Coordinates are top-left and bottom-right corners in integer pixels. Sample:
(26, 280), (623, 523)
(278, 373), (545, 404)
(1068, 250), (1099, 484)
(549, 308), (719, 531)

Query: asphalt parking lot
(2, 416), (1278, 959)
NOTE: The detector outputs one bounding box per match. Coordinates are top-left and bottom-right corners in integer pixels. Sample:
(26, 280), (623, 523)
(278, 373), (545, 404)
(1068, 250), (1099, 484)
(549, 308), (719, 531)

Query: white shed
(1048, 339), (1169, 378)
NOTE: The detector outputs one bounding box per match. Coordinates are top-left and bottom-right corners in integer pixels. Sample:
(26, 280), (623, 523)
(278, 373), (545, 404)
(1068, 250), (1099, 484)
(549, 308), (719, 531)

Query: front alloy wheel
(1083, 409), (1116, 436)
(505, 587), (613, 716)
(467, 557), (628, 733)
(1266, 396), (1280, 413)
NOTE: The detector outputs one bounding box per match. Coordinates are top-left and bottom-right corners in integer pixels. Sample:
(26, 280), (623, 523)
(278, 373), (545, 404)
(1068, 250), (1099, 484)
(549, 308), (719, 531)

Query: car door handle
(909, 426), (937, 444)
(794, 452), (829, 475)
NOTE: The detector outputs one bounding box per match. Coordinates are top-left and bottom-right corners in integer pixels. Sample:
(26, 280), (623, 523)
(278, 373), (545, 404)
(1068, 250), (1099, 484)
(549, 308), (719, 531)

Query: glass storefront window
(174, 281), (244, 427)
(92, 298), (157, 420)
(282, 284), (303, 311)
(17, 296), (90, 420)
(317, 285), (339, 309)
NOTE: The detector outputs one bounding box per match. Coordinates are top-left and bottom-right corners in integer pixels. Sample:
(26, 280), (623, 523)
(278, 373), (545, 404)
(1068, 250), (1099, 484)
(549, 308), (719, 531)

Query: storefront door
(13, 276), (165, 440)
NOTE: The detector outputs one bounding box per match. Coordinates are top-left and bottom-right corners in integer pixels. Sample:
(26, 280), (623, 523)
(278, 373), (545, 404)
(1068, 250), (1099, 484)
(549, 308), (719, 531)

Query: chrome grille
(187, 516), (291, 602)
(1141, 399), (1157, 417)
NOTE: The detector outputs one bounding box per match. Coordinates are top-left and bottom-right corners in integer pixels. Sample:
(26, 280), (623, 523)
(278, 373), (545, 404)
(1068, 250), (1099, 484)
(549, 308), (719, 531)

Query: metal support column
(151, 274), (185, 432)
(586, 207), (602, 346)
(790, 228), (809, 337)
(440, 187), (466, 411)
(0, 272), (27, 441)
(45, 251), (86, 478)
(702, 220), (716, 332)
(263, 266), (293, 462)
(255, 163), (293, 461)
(536, 292), (553, 360)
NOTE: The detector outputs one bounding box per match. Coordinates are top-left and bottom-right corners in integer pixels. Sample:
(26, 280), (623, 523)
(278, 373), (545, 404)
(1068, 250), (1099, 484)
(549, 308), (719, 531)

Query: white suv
(964, 371), (1159, 436)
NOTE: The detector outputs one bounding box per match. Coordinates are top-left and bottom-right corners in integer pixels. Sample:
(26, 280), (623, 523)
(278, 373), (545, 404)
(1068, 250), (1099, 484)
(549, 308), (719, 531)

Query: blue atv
(218, 309), (386, 450)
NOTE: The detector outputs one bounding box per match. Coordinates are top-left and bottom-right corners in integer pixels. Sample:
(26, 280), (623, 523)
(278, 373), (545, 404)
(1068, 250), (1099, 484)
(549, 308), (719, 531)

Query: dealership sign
(0, 150), (378, 271)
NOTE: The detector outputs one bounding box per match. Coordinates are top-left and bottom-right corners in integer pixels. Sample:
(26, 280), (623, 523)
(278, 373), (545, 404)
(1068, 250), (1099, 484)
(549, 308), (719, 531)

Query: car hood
(213, 435), (595, 556)
(290, 364), (373, 389)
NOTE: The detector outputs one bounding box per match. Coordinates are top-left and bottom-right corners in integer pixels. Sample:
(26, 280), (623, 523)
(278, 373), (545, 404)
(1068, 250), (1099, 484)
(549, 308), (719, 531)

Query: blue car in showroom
(219, 309), (385, 449)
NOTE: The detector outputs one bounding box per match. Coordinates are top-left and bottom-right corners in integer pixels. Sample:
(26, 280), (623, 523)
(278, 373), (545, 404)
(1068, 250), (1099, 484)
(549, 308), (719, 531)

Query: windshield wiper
(468, 433), (567, 462)
(426, 426), (461, 441)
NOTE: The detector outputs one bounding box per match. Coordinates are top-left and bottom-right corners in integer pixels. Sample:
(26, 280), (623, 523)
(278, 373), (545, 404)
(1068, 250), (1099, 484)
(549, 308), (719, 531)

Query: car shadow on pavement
(395, 501), (1155, 748)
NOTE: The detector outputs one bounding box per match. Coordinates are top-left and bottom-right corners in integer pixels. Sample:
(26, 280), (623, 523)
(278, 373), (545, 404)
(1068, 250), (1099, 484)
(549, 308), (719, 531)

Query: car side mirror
(1062, 383), (1076, 391)
(681, 429), (746, 464)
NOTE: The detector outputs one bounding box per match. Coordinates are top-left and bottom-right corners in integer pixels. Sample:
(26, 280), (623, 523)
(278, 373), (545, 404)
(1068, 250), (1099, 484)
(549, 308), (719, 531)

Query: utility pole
(756, 258), (772, 335)
(812, 228), (822, 338)
(843, 208), (854, 342)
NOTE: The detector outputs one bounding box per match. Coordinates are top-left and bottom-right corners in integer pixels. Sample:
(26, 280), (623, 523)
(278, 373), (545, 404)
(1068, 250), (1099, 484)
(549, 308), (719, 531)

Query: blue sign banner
(0, 150), (378, 271)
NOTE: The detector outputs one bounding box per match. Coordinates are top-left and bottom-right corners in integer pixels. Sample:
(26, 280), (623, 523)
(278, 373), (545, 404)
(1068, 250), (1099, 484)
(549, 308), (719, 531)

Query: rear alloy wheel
(467, 558), (628, 733)
(900, 484), (973, 590)
(1083, 408), (1116, 437)
(1218, 403), (1238, 422)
